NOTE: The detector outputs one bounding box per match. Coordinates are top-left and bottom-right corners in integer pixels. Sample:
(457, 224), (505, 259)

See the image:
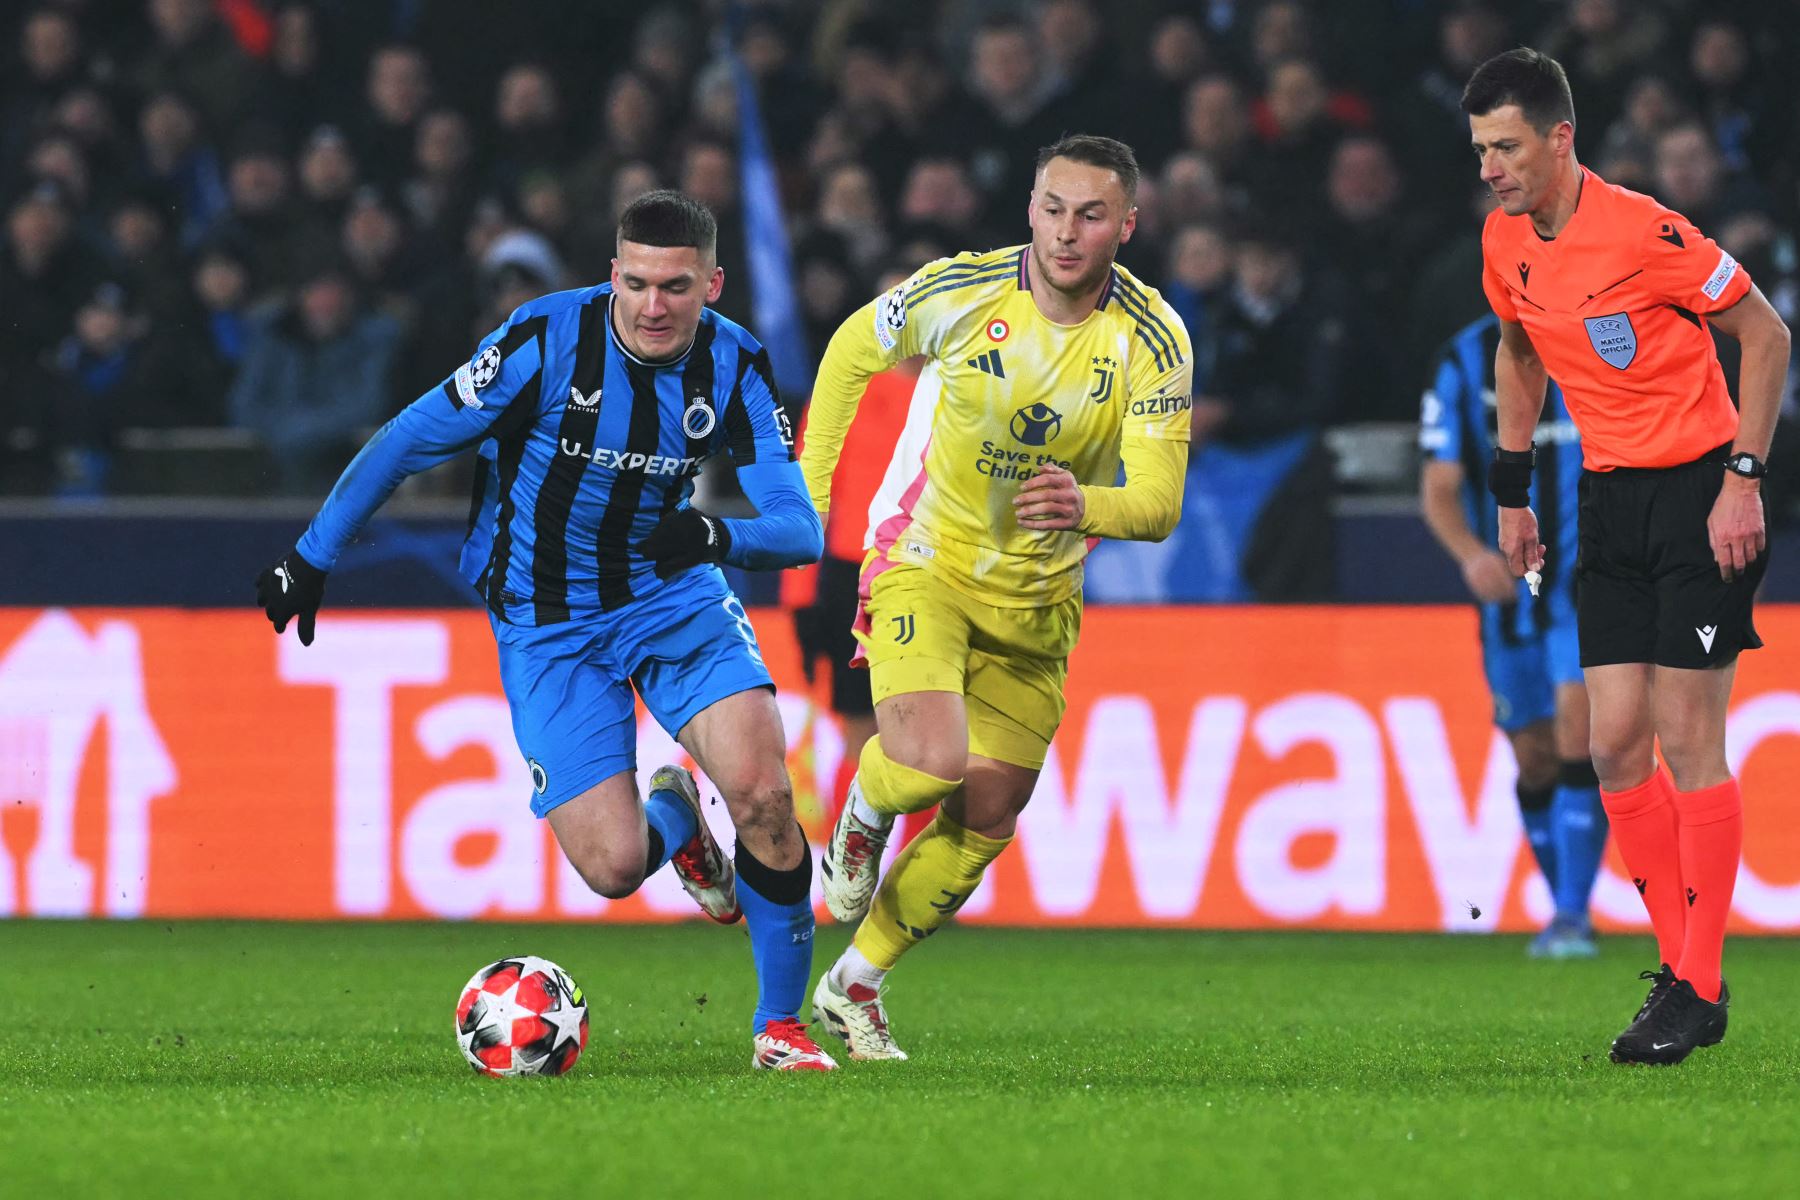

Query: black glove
(635, 508), (731, 578)
(255, 547), (328, 646)
(793, 603), (828, 683)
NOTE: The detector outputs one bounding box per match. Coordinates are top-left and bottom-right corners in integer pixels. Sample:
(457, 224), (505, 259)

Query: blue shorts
(489, 567), (773, 817)
(1480, 596), (1583, 733)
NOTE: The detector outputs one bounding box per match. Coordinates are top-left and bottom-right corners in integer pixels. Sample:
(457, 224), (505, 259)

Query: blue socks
(1518, 780), (1558, 896)
(643, 786), (699, 876)
(1551, 759), (1608, 923)
(734, 829), (815, 1034)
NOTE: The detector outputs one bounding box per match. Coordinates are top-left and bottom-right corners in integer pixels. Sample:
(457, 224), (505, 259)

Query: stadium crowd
(1, 0), (1796, 506)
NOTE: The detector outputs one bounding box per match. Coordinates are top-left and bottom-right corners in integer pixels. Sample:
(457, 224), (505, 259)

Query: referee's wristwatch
(1725, 451), (1768, 480)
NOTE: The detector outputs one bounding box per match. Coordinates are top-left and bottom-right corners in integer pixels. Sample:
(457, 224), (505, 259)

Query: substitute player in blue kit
(1420, 312), (1607, 957)
(255, 191), (837, 1070)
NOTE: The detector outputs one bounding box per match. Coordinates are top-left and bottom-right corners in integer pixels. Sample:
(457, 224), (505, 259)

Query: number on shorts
(720, 596), (765, 666)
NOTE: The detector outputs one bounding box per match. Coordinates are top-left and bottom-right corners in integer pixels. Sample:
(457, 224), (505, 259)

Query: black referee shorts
(1577, 443), (1767, 670)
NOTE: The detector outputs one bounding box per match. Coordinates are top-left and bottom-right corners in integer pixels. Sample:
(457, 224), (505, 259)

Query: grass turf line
(3, 920), (1797, 1199)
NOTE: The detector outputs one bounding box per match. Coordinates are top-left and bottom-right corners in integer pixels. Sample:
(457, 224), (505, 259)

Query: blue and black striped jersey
(300, 284), (811, 626)
(1420, 313), (1582, 640)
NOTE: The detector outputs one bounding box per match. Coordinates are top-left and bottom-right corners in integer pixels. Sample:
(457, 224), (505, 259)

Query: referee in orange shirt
(1463, 49), (1791, 1065)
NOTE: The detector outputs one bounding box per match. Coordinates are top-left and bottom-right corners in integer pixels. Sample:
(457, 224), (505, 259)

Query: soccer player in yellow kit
(799, 136), (1193, 1060)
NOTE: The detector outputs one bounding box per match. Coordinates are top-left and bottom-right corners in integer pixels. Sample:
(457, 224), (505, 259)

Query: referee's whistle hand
(1708, 475), (1766, 582)
(1496, 505), (1545, 578)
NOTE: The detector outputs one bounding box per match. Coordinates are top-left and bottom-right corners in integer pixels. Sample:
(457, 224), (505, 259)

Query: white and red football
(455, 956), (589, 1078)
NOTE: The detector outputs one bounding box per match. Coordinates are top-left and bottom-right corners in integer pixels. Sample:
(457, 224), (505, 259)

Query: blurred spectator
(106, 191), (186, 315)
(0, 183), (86, 485)
(488, 62), (569, 189)
(25, 131), (96, 215)
(1158, 152), (1228, 230)
(4, 8), (87, 167)
(1400, 0), (1510, 223)
(132, 90), (228, 248)
(678, 139), (750, 326)
(404, 108), (477, 247)
(146, 240), (256, 427)
(295, 125), (358, 250)
(1140, 13), (1216, 163)
(45, 281), (150, 494)
(1318, 136), (1438, 421)
(632, 7), (699, 114)
(134, 0), (258, 132)
(1687, 18), (1783, 180)
(815, 160), (889, 274)
(1186, 219), (1346, 600)
(256, 3), (342, 146)
(1252, 58), (1353, 223)
(1652, 121), (1764, 233)
(1182, 75), (1256, 205)
(896, 158), (992, 253)
(794, 230), (862, 364)
(1596, 74), (1686, 192)
(49, 86), (128, 186)
(1535, 0), (1667, 141)
(356, 44), (432, 189)
(517, 171), (572, 252)
(1162, 222), (1232, 392)
(210, 138), (304, 296)
(738, 8), (827, 160)
(1407, 181), (1499, 389)
(1036, 0), (1122, 136)
(17, 7), (84, 97)
(962, 15), (1070, 203)
(2, 183), (104, 407)
(477, 226), (566, 331)
(228, 258), (401, 493)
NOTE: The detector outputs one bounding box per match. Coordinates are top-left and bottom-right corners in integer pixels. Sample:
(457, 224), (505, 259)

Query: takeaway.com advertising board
(4, 606), (1798, 932)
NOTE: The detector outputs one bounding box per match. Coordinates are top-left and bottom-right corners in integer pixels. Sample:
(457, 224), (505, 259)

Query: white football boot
(820, 776), (892, 924)
(812, 972), (909, 1061)
(651, 765), (741, 924)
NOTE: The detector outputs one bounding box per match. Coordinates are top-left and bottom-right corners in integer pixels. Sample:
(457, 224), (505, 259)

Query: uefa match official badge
(1583, 313), (1637, 370)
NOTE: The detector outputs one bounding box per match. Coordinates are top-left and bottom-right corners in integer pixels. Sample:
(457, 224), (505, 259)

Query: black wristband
(1487, 455), (1534, 509)
(1494, 445), (1536, 465)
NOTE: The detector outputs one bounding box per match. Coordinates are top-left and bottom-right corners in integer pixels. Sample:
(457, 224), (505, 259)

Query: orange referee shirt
(1481, 167), (1752, 470)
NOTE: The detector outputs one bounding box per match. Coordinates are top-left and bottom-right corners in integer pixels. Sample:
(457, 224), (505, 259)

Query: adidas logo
(966, 348), (1005, 378)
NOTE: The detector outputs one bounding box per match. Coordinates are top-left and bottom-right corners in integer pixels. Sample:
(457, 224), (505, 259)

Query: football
(454, 956), (589, 1078)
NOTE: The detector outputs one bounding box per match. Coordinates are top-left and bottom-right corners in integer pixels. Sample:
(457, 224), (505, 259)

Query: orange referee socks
(1599, 766), (1685, 969)
(1672, 778), (1742, 1004)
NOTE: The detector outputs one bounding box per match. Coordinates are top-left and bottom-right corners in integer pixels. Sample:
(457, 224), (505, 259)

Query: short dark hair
(616, 188), (717, 256)
(1460, 47), (1576, 134)
(1035, 134), (1141, 200)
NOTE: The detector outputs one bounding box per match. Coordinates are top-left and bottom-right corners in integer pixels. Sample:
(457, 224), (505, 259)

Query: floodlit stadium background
(4, 1), (1798, 932)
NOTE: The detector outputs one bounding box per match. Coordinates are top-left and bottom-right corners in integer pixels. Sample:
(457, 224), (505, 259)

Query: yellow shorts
(855, 564), (1080, 770)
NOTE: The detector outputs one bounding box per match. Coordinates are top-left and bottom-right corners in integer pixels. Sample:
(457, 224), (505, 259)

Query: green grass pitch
(4, 920), (1798, 1198)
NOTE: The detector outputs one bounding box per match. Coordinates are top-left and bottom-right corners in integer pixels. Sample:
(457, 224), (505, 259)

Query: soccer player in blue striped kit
(256, 191), (838, 1070)
(1421, 313), (1608, 957)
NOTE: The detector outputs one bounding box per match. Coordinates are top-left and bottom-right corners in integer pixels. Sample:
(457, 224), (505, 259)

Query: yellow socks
(854, 811), (1010, 969)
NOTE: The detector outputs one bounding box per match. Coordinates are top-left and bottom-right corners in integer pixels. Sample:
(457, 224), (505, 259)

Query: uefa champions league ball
(455, 956), (589, 1077)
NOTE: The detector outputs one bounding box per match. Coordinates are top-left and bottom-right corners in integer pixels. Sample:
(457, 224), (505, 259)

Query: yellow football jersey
(802, 244), (1193, 607)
